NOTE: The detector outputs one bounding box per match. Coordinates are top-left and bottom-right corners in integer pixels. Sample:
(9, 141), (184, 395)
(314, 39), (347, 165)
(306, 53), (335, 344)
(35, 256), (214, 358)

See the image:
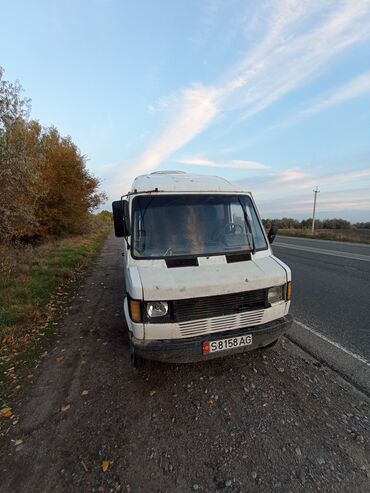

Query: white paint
(121, 172), (291, 342)
(294, 319), (370, 367)
(137, 255), (286, 301)
(275, 242), (370, 262)
(145, 302), (287, 340)
(131, 171), (248, 194)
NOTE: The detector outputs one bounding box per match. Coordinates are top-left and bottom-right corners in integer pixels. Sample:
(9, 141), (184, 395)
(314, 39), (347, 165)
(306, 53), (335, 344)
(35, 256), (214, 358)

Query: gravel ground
(0, 235), (369, 493)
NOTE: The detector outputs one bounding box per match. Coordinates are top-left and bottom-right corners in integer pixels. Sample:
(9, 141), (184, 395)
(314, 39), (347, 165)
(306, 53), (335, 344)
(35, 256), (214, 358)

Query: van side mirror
(267, 224), (278, 244)
(123, 200), (131, 236)
(112, 200), (130, 237)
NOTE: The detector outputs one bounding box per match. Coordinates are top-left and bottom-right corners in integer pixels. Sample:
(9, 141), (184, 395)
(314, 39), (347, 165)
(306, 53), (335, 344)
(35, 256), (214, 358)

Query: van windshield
(132, 194), (267, 258)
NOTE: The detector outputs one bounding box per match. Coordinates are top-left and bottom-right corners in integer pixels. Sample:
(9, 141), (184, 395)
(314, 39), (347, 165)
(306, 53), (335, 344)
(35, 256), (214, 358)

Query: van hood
(136, 255), (287, 301)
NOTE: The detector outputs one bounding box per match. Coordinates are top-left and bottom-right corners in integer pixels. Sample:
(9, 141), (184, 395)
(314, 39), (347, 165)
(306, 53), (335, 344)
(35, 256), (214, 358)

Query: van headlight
(146, 301), (169, 318)
(268, 285), (284, 304)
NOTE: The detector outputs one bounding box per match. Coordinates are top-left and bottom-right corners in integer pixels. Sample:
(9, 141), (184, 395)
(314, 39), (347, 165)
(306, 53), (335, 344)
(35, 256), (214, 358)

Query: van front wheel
(258, 338), (279, 351)
(131, 351), (146, 369)
(129, 336), (145, 369)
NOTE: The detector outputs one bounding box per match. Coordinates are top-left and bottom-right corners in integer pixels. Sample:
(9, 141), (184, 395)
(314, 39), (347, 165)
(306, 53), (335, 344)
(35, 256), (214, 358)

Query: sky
(1, 0), (370, 221)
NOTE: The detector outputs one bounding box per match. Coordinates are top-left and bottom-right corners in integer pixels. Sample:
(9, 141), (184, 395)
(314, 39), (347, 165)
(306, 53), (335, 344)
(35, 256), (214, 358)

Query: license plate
(203, 334), (253, 354)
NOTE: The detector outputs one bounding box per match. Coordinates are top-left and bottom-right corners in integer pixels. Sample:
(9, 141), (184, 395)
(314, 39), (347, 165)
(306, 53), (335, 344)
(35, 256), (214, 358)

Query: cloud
(260, 198), (370, 215)
(303, 70), (370, 115)
(274, 168), (311, 183)
(131, 0), (370, 172)
(123, 0), (370, 186)
(128, 84), (219, 183)
(255, 176), (370, 218)
(176, 156), (269, 170)
(287, 168), (370, 190)
(259, 190), (370, 216)
(243, 167), (370, 196)
(248, 69), (370, 138)
(234, 1), (370, 121)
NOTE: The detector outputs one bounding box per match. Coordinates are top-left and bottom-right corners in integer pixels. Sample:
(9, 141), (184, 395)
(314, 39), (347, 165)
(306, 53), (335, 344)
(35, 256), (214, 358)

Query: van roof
(130, 171), (248, 194)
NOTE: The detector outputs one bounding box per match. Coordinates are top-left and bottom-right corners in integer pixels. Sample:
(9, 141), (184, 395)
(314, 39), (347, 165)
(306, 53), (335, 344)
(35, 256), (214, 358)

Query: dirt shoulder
(0, 235), (369, 493)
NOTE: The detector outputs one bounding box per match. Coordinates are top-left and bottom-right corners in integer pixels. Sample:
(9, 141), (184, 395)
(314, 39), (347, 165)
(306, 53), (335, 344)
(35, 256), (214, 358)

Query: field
(278, 228), (370, 244)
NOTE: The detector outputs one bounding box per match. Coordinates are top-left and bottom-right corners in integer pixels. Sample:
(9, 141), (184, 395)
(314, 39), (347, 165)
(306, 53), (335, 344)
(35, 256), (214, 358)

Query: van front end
(124, 286), (293, 364)
(113, 172), (294, 367)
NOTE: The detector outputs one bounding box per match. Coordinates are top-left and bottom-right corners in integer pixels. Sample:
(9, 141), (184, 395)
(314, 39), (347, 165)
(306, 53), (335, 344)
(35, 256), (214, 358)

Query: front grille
(178, 309), (264, 338)
(172, 289), (267, 323)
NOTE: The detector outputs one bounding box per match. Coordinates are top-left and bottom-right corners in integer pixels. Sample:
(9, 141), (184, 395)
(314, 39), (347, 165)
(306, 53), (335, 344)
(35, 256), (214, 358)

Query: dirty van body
(112, 171), (293, 366)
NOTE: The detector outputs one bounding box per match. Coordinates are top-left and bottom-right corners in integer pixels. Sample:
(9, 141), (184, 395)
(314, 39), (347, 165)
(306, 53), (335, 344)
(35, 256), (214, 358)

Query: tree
(0, 67), (106, 241)
(0, 68), (41, 240)
(0, 119), (46, 239)
(35, 127), (107, 236)
(98, 210), (113, 221)
(0, 67), (31, 129)
(354, 222), (370, 229)
(322, 218), (351, 230)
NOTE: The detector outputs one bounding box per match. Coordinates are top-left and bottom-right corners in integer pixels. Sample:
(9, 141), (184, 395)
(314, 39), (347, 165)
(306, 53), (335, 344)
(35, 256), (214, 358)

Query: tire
(129, 335), (146, 369)
(131, 351), (146, 369)
(258, 338), (279, 351)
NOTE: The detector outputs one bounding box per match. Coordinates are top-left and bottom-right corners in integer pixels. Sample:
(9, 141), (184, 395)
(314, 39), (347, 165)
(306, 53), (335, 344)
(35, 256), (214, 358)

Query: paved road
(273, 236), (370, 361)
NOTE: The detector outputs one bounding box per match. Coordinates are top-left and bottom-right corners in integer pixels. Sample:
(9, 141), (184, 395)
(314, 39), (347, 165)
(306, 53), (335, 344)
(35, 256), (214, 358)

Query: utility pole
(312, 186), (320, 234)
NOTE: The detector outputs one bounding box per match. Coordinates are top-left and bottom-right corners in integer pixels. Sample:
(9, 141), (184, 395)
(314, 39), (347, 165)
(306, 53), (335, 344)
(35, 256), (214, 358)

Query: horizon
(1, 0), (370, 221)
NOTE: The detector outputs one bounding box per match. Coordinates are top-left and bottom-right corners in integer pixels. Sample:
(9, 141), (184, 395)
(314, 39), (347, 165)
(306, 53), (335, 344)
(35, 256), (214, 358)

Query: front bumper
(132, 314), (293, 363)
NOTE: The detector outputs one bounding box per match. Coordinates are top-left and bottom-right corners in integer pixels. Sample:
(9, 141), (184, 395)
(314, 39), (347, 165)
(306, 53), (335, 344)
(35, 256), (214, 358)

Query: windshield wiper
(238, 198), (256, 254)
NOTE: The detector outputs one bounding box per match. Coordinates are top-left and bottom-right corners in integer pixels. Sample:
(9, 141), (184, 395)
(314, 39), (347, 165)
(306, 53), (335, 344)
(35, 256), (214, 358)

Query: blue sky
(1, 0), (370, 221)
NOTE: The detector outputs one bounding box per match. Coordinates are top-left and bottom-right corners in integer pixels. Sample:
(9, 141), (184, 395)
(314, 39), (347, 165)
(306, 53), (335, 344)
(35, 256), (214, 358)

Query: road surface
(0, 235), (369, 493)
(273, 236), (370, 361)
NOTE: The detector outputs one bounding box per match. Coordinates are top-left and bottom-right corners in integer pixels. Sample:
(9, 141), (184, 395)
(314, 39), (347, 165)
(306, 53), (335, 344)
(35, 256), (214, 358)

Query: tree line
(262, 218), (370, 230)
(0, 67), (106, 242)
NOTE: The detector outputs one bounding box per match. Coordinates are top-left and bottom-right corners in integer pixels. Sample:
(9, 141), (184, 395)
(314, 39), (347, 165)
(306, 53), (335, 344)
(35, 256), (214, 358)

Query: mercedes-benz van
(112, 171), (292, 366)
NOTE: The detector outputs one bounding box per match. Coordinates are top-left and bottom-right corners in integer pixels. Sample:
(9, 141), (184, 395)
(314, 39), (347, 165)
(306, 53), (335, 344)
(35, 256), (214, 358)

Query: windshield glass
(132, 194), (267, 258)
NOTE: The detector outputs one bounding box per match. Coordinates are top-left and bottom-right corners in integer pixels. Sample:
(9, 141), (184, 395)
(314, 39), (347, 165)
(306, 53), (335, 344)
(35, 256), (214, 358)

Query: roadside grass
(278, 228), (370, 244)
(0, 216), (111, 402)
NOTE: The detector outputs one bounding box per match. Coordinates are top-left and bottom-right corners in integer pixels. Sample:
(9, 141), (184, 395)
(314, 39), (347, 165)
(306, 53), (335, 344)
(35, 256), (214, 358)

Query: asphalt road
(273, 236), (370, 361)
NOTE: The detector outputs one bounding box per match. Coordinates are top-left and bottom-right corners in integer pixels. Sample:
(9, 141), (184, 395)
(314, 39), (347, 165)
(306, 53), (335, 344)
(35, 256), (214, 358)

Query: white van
(112, 171), (292, 367)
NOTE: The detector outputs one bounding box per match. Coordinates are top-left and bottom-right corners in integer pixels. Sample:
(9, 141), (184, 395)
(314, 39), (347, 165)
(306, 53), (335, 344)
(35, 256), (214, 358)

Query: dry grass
(278, 228), (370, 244)
(0, 216), (111, 342)
(0, 215), (112, 400)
